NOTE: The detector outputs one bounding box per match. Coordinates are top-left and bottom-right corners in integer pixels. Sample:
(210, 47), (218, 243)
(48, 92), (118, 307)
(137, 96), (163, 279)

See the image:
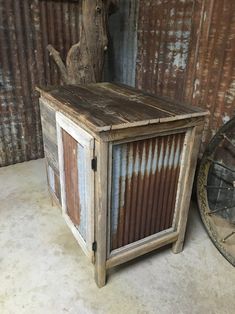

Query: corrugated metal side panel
(106, 0), (139, 86)
(136, 0), (194, 100)
(0, 0), (81, 166)
(184, 0), (235, 153)
(110, 132), (185, 251)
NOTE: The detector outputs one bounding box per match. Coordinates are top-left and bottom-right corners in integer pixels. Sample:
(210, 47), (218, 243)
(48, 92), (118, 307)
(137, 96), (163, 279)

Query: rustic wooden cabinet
(38, 83), (208, 287)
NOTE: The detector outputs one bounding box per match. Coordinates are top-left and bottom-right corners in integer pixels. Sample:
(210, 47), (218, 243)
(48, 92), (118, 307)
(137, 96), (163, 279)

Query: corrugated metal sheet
(106, 0), (139, 86)
(62, 128), (86, 240)
(0, 0), (81, 166)
(2, 0), (235, 165)
(113, 0), (235, 154)
(184, 0), (235, 153)
(62, 129), (80, 227)
(136, 0), (194, 99)
(110, 132), (185, 251)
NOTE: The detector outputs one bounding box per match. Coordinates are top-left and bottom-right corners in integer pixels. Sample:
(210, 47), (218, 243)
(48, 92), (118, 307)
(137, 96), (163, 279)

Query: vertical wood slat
(95, 140), (109, 287)
(172, 125), (204, 253)
(110, 132), (185, 251)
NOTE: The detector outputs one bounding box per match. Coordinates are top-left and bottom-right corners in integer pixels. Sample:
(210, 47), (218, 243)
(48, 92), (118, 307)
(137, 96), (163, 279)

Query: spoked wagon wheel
(197, 117), (235, 266)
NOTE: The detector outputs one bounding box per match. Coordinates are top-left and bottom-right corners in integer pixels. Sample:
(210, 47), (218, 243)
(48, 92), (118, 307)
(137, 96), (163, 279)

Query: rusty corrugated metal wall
(1, 0), (235, 165)
(136, 0), (194, 99)
(106, 0), (139, 86)
(0, 0), (81, 166)
(136, 0), (235, 153)
(183, 0), (235, 152)
(110, 0), (235, 154)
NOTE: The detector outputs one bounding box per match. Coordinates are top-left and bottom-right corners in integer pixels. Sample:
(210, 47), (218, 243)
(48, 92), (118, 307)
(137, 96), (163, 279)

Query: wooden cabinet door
(56, 112), (95, 260)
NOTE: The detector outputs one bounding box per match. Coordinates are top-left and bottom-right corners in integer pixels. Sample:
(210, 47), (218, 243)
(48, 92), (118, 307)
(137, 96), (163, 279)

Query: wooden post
(172, 124), (204, 253)
(47, 0), (119, 85)
(94, 140), (109, 287)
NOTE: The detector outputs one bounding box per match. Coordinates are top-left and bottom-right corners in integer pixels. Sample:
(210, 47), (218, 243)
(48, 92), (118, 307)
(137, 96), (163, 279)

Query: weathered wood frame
(106, 128), (188, 258)
(56, 112), (95, 261)
(38, 84), (207, 288)
(93, 119), (204, 287)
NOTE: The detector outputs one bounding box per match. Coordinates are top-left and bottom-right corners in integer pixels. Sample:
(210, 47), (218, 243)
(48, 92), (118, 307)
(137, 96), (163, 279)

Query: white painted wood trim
(56, 112), (95, 261)
(63, 212), (92, 259)
(56, 112), (93, 147)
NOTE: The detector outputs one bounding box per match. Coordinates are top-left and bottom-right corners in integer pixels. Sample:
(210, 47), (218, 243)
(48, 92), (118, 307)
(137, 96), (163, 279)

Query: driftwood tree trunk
(47, 0), (118, 85)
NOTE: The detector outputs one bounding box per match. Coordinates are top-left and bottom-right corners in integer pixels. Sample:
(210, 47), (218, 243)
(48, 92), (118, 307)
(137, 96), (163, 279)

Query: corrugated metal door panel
(56, 112), (95, 258)
(62, 129), (87, 241)
(110, 132), (185, 251)
(62, 129), (80, 227)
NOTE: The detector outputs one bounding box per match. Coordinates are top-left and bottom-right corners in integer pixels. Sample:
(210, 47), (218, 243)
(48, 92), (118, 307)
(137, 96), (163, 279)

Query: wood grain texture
(39, 82), (207, 287)
(40, 100), (59, 173)
(106, 230), (179, 269)
(47, 0), (118, 85)
(172, 124), (204, 253)
(94, 140), (109, 287)
(37, 83), (208, 133)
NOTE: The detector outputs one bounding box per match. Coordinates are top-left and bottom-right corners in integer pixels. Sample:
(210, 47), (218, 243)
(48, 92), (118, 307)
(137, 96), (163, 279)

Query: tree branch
(47, 45), (68, 83)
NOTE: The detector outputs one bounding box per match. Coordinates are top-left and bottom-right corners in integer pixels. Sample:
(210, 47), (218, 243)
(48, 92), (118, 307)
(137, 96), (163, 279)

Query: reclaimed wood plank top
(37, 82), (209, 133)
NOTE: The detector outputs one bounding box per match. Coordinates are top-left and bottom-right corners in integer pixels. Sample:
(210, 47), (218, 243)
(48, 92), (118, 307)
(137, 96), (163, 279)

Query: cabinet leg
(94, 141), (108, 288)
(172, 239), (184, 254)
(95, 262), (107, 288)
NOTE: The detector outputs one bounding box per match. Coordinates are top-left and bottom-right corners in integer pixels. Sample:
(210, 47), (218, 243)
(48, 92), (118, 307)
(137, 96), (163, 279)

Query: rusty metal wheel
(197, 117), (235, 266)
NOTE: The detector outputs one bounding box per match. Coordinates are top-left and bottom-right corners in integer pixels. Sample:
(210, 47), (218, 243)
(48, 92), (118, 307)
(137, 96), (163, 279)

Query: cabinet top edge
(36, 82), (209, 133)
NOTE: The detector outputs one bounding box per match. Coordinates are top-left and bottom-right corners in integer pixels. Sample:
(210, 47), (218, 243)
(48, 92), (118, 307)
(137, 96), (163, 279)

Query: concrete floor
(0, 159), (234, 314)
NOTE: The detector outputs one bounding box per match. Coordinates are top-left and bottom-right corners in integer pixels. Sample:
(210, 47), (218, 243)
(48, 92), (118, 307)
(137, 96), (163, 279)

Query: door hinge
(91, 157), (97, 171)
(92, 241), (97, 252)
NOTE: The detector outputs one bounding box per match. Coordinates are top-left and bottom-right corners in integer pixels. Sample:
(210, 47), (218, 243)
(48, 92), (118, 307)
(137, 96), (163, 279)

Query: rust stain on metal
(136, 0), (194, 100)
(1, 0), (234, 165)
(135, 0), (235, 155)
(184, 0), (235, 154)
(62, 129), (81, 227)
(110, 132), (185, 251)
(0, 0), (81, 166)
